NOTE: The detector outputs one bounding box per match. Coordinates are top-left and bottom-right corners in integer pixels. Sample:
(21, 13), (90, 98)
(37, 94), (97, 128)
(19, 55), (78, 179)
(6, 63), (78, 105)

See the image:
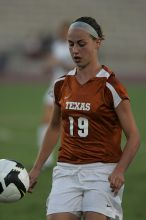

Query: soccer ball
(0, 159), (30, 203)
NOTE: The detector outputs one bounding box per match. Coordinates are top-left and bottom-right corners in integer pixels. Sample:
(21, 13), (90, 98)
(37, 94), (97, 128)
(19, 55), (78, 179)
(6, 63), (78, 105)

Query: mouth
(73, 56), (81, 63)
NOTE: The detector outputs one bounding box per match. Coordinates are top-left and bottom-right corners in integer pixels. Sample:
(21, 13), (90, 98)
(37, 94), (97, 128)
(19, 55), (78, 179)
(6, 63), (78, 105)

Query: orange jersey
(54, 66), (129, 164)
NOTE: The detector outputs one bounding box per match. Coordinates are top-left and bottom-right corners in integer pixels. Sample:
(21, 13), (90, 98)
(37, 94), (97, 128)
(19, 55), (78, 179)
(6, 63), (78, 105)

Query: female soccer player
(29, 17), (140, 220)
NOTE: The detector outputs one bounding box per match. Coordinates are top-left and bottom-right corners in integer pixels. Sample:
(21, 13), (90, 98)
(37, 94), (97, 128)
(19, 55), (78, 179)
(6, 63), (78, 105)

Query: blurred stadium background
(0, 0), (146, 220)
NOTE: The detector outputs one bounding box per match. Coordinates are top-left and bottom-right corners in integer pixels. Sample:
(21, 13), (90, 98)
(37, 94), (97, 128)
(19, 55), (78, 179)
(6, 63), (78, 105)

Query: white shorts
(46, 162), (124, 220)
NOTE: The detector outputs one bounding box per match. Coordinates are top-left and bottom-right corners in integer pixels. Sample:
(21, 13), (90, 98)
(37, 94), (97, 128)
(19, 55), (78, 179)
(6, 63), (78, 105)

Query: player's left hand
(108, 170), (125, 195)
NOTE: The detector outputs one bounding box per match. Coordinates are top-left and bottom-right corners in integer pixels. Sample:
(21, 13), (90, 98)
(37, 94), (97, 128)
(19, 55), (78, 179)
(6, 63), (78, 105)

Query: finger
(30, 180), (37, 189)
(109, 179), (116, 190)
(113, 186), (120, 196)
(109, 176), (120, 194)
(28, 181), (37, 193)
(111, 181), (124, 195)
(28, 188), (33, 193)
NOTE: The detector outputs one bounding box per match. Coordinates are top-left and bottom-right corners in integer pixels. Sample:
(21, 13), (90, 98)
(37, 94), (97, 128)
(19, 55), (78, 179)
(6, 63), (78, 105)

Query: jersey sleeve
(54, 76), (65, 106)
(105, 74), (129, 108)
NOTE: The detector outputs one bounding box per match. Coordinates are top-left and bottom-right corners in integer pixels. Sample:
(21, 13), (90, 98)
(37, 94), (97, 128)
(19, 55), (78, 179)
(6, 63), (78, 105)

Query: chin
(77, 63), (88, 69)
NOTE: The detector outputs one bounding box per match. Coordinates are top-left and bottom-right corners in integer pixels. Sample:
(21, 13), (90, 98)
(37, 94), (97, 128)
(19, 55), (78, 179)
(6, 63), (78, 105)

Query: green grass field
(0, 83), (145, 220)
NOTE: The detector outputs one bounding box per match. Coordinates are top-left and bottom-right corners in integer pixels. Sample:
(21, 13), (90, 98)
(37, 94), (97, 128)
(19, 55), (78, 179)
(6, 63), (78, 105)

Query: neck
(77, 62), (101, 77)
(76, 62), (102, 85)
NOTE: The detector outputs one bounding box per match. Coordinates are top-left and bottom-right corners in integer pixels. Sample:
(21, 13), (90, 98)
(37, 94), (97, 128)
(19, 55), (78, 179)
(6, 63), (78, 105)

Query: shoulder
(54, 68), (76, 95)
(96, 65), (113, 79)
(101, 66), (129, 108)
(100, 65), (127, 91)
(54, 75), (66, 86)
(54, 68), (76, 86)
(105, 67), (128, 96)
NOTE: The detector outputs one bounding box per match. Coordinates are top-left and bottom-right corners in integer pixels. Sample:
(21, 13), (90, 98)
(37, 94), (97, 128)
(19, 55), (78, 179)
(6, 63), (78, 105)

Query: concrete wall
(0, 0), (145, 76)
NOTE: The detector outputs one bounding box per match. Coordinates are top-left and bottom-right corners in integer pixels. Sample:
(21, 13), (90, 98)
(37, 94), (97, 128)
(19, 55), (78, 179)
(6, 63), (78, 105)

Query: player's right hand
(28, 168), (41, 193)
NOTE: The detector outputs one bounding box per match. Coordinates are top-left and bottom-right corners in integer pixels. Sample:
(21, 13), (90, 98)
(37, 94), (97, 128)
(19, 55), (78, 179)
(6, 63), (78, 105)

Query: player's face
(67, 28), (100, 68)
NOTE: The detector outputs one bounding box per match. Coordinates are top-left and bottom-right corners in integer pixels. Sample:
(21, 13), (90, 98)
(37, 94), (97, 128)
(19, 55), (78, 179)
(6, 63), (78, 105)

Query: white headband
(69, 21), (99, 38)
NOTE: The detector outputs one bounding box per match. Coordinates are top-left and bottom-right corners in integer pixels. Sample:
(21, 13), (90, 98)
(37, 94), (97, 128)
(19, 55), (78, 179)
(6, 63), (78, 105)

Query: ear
(95, 39), (102, 49)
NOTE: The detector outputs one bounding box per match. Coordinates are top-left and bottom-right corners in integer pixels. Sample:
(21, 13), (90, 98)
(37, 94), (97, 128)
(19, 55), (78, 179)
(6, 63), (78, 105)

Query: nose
(72, 44), (79, 54)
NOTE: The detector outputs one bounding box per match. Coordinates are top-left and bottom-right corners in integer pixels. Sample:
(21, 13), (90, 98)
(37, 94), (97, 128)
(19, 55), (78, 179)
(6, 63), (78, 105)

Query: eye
(78, 42), (86, 47)
(68, 42), (74, 47)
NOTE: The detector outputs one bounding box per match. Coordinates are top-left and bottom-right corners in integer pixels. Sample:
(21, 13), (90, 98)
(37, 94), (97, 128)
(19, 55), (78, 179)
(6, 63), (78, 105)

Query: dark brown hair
(74, 16), (104, 40)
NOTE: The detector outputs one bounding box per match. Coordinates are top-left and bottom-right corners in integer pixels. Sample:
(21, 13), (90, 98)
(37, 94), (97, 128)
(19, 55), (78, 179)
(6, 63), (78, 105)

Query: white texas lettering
(65, 101), (91, 111)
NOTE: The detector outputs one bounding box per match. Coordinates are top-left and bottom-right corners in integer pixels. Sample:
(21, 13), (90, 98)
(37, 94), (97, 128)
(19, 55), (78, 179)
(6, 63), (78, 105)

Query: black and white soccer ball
(0, 159), (30, 203)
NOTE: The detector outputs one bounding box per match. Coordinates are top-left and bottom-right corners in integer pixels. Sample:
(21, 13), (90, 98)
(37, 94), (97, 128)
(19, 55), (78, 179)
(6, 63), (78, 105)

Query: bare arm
(41, 104), (54, 124)
(29, 103), (61, 192)
(108, 100), (140, 194)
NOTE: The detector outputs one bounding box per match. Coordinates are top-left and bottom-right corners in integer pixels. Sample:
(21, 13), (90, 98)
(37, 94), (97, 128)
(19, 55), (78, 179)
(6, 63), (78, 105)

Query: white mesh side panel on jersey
(106, 82), (122, 108)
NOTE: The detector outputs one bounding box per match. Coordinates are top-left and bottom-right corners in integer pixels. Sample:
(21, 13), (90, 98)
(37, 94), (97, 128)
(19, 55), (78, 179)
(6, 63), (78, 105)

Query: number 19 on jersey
(68, 116), (89, 137)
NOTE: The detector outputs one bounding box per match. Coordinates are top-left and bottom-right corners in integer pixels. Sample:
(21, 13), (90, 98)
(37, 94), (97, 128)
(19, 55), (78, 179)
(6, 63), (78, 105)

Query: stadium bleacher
(0, 0), (145, 77)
